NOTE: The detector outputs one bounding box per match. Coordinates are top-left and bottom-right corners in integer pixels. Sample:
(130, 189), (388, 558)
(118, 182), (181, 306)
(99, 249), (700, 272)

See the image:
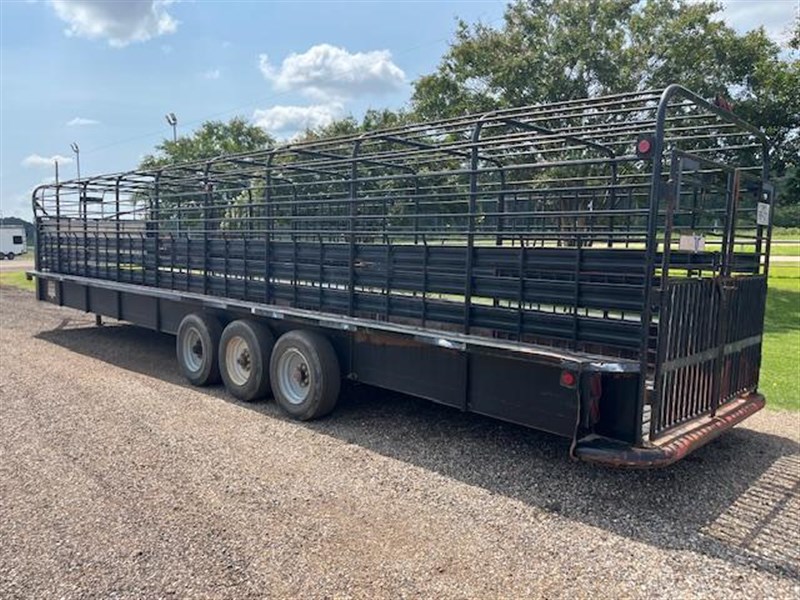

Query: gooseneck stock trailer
(30, 85), (773, 467)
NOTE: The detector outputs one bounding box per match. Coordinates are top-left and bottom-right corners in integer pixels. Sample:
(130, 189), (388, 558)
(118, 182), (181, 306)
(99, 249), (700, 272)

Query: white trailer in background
(0, 226), (27, 260)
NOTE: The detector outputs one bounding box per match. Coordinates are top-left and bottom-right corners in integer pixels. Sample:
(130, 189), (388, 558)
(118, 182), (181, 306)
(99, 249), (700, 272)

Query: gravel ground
(0, 257), (33, 272)
(0, 284), (798, 599)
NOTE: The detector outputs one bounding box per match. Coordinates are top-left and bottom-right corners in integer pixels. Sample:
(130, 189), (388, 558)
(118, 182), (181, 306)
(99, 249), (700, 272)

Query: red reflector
(637, 138), (651, 154)
(560, 370), (577, 388)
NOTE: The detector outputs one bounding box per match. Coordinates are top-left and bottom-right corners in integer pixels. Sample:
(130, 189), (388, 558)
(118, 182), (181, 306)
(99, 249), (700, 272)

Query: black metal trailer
(29, 84), (774, 467)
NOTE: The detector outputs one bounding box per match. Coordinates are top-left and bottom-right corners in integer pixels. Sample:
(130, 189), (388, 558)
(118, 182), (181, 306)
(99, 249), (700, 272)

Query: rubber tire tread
(176, 313), (222, 386)
(270, 329), (340, 421)
(219, 319), (274, 402)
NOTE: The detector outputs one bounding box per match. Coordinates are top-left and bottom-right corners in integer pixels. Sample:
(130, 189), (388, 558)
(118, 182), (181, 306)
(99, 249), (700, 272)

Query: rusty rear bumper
(573, 393), (766, 468)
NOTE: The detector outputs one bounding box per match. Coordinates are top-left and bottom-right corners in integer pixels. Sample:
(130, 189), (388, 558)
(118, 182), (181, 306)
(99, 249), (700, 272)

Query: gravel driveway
(0, 284), (798, 599)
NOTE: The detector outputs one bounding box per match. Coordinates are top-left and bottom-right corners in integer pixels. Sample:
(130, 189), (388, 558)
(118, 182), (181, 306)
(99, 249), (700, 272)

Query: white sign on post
(756, 202), (770, 226)
(679, 234), (706, 253)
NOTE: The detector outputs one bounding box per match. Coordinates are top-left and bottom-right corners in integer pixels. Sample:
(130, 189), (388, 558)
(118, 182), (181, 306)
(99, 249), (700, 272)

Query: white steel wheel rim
(226, 335), (253, 387)
(277, 348), (311, 405)
(183, 327), (204, 373)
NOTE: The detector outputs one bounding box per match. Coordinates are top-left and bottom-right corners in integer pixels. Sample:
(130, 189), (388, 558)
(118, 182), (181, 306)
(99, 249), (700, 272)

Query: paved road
(0, 285), (798, 598)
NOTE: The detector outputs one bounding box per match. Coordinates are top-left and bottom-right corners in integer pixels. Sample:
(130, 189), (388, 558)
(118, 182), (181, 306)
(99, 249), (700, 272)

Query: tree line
(140, 0), (800, 225)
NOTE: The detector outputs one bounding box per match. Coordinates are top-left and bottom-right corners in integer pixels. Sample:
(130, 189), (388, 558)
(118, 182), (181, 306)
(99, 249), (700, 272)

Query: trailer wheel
(176, 313), (222, 386)
(219, 319), (274, 402)
(270, 330), (340, 420)
(6, 253), (14, 261)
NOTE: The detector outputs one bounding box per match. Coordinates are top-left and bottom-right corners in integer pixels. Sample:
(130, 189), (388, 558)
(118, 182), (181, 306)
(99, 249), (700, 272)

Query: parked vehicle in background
(0, 226), (27, 260)
(28, 84), (774, 467)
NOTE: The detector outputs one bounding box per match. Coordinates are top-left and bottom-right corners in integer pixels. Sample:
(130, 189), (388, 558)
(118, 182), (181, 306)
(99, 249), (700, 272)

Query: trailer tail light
(560, 370), (577, 389)
(636, 135), (654, 159)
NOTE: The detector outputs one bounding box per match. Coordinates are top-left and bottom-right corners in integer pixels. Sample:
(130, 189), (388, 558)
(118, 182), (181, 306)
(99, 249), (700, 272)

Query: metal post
(70, 142), (81, 182)
(165, 113), (177, 142)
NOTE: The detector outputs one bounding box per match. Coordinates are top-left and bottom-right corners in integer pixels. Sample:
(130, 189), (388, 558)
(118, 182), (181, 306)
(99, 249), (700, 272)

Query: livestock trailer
(29, 85), (774, 467)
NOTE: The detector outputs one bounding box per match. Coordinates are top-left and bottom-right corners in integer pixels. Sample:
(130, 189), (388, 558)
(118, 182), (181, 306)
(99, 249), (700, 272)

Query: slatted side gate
(650, 152), (771, 437)
(652, 275), (766, 436)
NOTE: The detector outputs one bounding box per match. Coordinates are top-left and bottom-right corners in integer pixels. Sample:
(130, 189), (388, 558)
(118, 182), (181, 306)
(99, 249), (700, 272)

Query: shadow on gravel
(38, 322), (800, 582)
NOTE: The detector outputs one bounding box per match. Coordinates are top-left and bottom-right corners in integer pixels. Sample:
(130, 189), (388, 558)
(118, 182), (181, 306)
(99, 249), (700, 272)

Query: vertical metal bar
(760, 183), (775, 277)
(115, 177), (121, 282)
(465, 119), (486, 334)
(318, 234), (324, 311)
(264, 154), (274, 304)
(94, 220), (99, 278)
(571, 238), (581, 350)
(721, 170), (740, 277)
(718, 172), (733, 276)
(649, 151), (680, 434)
(203, 163), (211, 296)
(637, 86), (677, 444)
(82, 183), (88, 277)
(384, 241), (391, 321)
(348, 139), (363, 317)
(56, 184), (62, 273)
(517, 235), (525, 341)
(291, 182), (298, 308)
(244, 188), (252, 301)
(170, 233), (176, 290)
(495, 168), (506, 247)
(153, 172), (161, 289)
(140, 228), (145, 284)
(223, 232), (229, 298)
(421, 236), (428, 327)
(413, 174), (420, 245)
(606, 160), (618, 247)
(102, 232), (108, 279)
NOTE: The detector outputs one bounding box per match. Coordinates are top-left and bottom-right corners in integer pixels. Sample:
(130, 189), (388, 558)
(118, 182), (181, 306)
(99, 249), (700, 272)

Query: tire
(6, 253), (13, 261)
(219, 319), (274, 402)
(270, 330), (340, 420)
(176, 313), (222, 386)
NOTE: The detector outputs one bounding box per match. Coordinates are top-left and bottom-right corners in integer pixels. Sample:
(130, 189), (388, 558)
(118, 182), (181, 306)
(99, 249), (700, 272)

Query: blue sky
(1, 0), (797, 220)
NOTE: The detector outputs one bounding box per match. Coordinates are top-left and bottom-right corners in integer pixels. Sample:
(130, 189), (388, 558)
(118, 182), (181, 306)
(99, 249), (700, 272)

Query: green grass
(0, 271), (35, 292)
(769, 242), (800, 257)
(771, 227), (800, 240)
(761, 264), (800, 411)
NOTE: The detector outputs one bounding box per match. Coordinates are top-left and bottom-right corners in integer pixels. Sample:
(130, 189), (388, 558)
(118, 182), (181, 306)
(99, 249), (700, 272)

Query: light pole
(70, 142), (80, 181)
(165, 112), (177, 142)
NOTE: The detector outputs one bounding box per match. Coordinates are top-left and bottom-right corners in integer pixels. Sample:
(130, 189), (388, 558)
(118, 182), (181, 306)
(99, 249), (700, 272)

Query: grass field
(1, 263), (797, 410)
(760, 264), (800, 411)
(0, 271), (34, 292)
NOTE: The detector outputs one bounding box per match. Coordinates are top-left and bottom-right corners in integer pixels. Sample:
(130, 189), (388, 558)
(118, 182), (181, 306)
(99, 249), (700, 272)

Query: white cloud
(66, 117), (100, 126)
(22, 154), (74, 168)
(49, 0), (178, 47)
(718, 0), (797, 46)
(258, 44), (406, 101)
(252, 103), (345, 136)
(202, 68), (221, 80)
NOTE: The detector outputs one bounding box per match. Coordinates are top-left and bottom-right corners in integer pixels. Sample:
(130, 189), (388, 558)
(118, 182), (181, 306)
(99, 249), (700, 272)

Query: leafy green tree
(298, 108), (412, 142)
(411, 0), (799, 220)
(141, 117), (274, 169)
(412, 0), (795, 116)
(139, 118), (275, 231)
